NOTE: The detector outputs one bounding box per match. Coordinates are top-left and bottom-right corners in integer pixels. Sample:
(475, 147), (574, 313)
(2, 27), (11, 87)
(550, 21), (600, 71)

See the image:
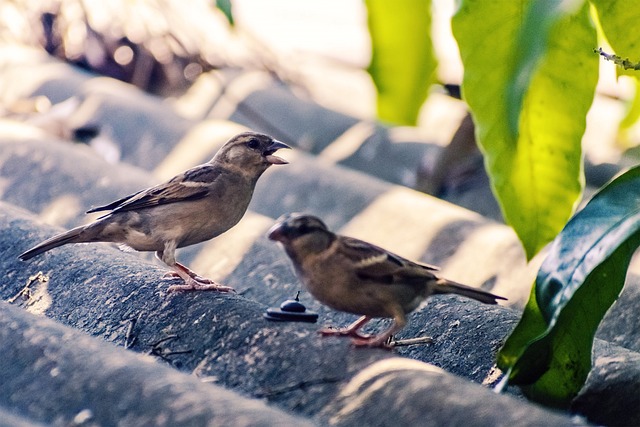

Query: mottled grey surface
(0, 137), (155, 227)
(1, 204), (577, 426)
(251, 153), (391, 230)
(596, 277), (640, 353)
(227, 80), (360, 154)
(1, 122), (639, 425)
(573, 340), (640, 426)
(0, 301), (316, 427)
(323, 358), (575, 427)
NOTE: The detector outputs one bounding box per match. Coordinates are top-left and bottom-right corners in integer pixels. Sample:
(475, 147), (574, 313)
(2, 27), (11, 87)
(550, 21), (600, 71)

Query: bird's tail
(433, 279), (507, 305)
(19, 225), (88, 261)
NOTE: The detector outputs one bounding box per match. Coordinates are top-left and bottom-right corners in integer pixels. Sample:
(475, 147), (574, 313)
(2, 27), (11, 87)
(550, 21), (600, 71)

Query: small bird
(268, 213), (506, 348)
(20, 132), (290, 292)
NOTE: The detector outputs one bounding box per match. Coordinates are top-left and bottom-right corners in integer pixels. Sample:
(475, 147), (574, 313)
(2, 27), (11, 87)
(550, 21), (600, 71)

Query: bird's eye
(247, 138), (260, 149)
(296, 220), (314, 234)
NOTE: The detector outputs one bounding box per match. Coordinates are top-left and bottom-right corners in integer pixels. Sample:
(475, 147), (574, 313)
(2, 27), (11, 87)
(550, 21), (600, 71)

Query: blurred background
(1, 0), (639, 206)
(0, 0), (465, 128)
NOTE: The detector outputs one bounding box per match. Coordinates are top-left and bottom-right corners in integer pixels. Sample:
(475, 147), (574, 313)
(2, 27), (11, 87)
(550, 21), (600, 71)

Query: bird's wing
(87, 165), (219, 214)
(337, 236), (439, 283)
(86, 189), (145, 213)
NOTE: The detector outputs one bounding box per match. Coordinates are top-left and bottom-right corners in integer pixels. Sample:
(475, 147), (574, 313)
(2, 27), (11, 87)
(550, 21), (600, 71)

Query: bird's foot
(318, 326), (371, 340)
(167, 277), (235, 293)
(162, 271), (217, 284)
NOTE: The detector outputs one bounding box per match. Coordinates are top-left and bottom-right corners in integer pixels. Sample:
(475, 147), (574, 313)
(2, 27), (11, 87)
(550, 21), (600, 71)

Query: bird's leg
(351, 313), (407, 350)
(319, 315), (373, 340)
(166, 263), (235, 293)
(156, 250), (234, 293)
(162, 262), (215, 284)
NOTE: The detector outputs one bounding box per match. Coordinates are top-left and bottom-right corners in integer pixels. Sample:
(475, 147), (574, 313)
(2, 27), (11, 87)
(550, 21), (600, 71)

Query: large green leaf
(366, 0), (435, 126)
(498, 165), (640, 407)
(452, 0), (598, 259)
(504, 0), (567, 135)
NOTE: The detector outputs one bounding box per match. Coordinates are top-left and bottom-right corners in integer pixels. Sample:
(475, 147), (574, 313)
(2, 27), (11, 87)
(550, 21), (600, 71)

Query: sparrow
(19, 132), (290, 292)
(268, 213), (506, 348)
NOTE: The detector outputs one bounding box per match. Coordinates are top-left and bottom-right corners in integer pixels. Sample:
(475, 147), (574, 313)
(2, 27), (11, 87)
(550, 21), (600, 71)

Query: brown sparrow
(20, 132), (289, 292)
(268, 213), (506, 348)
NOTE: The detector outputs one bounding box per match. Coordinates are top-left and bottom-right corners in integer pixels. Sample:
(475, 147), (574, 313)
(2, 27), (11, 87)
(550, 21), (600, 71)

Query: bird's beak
(267, 221), (287, 242)
(263, 140), (290, 165)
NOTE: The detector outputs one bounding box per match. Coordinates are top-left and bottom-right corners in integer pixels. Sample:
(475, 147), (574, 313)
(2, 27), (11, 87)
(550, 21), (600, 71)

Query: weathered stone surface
(190, 73), (466, 197)
(596, 275), (640, 353)
(0, 45), (193, 170)
(224, 74), (359, 154)
(0, 45), (88, 105)
(323, 358), (576, 427)
(0, 407), (45, 427)
(0, 301), (315, 427)
(0, 203), (580, 425)
(0, 48), (451, 189)
(1, 202), (383, 419)
(251, 151), (392, 230)
(63, 81), (193, 169)
(0, 134), (154, 228)
(573, 340), (640, 426)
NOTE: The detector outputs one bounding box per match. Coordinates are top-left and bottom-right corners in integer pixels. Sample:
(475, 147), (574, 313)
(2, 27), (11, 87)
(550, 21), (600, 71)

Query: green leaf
(216, 0), (234, 26)
(452, 1), (598, 259)
(619, 79), (640, 133)
(498, 165), (640, 408)
(365, 0), (436, 126)
(505, 0), (568, 136)
(591, 2), (640, 141)
(591, 0), (640, 77)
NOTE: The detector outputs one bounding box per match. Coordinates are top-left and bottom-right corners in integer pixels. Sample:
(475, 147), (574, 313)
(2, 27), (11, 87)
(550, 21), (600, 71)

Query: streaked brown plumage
(20, 131), (289, 292)
(268, 213), (506, 348)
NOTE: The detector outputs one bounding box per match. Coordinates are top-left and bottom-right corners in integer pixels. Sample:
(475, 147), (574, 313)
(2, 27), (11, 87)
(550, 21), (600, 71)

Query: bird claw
(163, 271), (216, 284)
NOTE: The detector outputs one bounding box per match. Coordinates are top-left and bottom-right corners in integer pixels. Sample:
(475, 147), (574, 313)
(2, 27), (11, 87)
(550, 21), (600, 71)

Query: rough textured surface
(1, 204), (578, 426)
(573, 340), (640, 426)
(0, 136), (155, 228)
(596, 277), (640, 353)
(0, 301), (315, 427)
(323, 358), (575, 427)
(0, 45), (193, 169)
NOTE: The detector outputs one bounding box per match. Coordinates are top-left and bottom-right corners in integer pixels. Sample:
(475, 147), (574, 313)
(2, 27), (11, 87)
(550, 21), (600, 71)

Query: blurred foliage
(591, 0), (640, 78)
(365, 0), (436, 126)
(216, 0), (234, 26)
(619, 79), (640, 146)
(0, 0), (244, 95)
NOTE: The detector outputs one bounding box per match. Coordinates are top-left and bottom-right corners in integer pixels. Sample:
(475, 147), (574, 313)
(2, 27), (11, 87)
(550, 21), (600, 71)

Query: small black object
(72, 125), (101, 143)
(263, 291), (318, 323)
